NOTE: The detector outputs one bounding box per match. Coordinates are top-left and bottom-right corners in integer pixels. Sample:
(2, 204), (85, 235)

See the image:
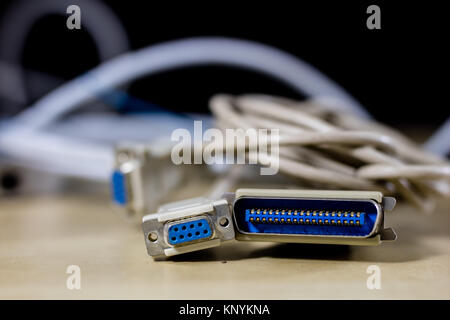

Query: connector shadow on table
(168, 238), (436, 263)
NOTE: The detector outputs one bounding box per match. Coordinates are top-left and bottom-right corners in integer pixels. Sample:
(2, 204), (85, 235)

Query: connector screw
(148, 232), (158, 242)
(219, 217), (229, 227)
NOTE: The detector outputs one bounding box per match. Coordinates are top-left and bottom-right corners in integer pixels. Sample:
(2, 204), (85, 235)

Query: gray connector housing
(225, 188), (397, 246)
(112, 141), (183, 219)
(142, 197), (235, 259)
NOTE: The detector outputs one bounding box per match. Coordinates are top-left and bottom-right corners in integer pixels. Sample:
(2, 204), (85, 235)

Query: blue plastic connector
(111, 170), (127, 206)
(168, 218), (212, 245)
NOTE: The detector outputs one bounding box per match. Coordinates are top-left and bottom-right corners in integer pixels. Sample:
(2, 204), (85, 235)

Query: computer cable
(0, 37), (372, 181)
(206, 94), (450, 212)
(141, 94), (449, 259)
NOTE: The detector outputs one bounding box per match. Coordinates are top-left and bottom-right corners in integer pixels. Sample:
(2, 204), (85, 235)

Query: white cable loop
(208, 94), (450, 212)
(0, 37), (371, 179)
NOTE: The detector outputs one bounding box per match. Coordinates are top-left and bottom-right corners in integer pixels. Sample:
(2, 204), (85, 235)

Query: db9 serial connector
(142, 198), (235, 259)
(227, 188), (397, 246)
(111, 141), (184, 219)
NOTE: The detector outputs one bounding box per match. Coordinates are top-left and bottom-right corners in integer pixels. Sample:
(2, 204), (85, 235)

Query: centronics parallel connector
(226, 188), (397, 246)
(142, 197), (235, 259)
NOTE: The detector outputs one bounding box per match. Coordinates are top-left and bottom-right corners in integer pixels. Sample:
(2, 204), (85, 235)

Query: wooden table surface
(1, 183), (449, 299)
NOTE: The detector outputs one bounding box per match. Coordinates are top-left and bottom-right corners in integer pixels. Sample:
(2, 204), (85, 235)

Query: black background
(0, 300), (448, 318)
(0, 1), (448, 126)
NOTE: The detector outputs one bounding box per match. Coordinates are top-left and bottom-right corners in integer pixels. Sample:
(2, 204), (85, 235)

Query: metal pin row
(247, 216), (361, 226)
(249, 209), (362, 218)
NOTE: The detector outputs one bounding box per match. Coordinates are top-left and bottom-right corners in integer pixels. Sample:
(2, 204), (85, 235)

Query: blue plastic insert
(234, 197), (379, 237)
(168, 218), (212, 245)
(111, 170), (127, 206)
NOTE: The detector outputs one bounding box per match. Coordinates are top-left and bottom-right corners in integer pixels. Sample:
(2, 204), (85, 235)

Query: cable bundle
(209, 94), (450, 212)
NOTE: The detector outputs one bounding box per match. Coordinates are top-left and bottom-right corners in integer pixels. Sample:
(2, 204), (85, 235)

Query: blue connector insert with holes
(168, 218), (212, 245)
(111, 170), (127, 205)
(234, 197), (380, 237)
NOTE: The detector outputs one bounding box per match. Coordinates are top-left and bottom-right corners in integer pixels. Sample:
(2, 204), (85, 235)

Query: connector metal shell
(142, 198), (235, 259)
(111, 142), (183, 219)
(231, 188), (396, 246)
